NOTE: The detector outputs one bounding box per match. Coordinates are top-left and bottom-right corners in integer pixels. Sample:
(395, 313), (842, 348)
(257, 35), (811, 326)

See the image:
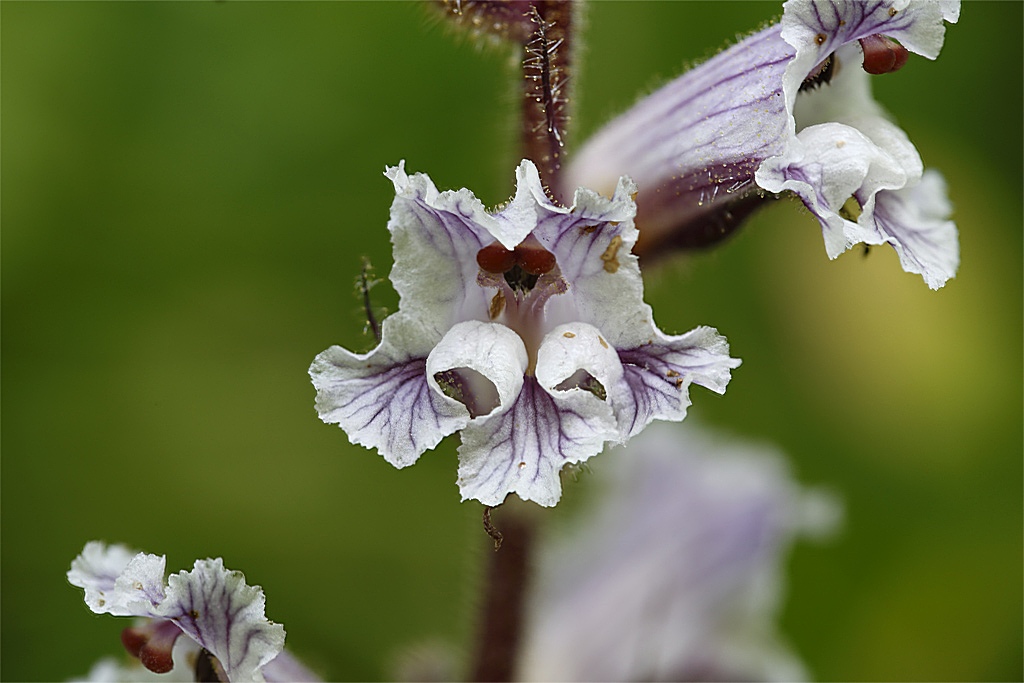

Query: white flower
(67, 542), (294, 683)
(520, 422), (841, 682)
(566, 0), (960, 289)
(310, 160), (740, 507)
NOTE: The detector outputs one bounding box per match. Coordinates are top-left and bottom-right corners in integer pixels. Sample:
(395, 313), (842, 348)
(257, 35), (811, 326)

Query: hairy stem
(521, 2), (574, 198)
(468, 504), (537, 682)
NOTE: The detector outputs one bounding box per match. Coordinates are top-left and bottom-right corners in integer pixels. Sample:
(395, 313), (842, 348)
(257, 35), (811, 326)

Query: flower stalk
(520, 2), (574, 196)
(469, 503), (537, 682)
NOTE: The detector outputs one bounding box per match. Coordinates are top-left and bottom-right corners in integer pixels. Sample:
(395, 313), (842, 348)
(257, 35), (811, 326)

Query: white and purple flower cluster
(568, 0), (960, 288)
(67, 542), (315, 683)
(311, 0), (960, 505)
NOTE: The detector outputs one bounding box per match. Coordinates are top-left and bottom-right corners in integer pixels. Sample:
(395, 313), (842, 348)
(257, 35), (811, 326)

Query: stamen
(859, 34), (909, 75)
(477, 242), (517, 274)
(121, 619), (183, 675)
(514, 238), (557, 275)
(477, 236), (558, 292)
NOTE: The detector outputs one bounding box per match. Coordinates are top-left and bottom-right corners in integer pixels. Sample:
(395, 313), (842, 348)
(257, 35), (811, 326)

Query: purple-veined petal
(563, 26), (792, 252)
(616, 327), (741, 439)
(870, 169), (959, 289)
(536, 322), (624, 399)
(781, 0), (960, 108)
(158, 558), (285, 683)
(68, 542), (166, 618)
(385, 162), (494, 342)
(533, 176), (659, 349)
(426, 320), (528, 419)
(456, 376), (618, 507)
(535, 322), (624, 440)
(310, 314), (468, 468)
(756, 47), (957, 287)
(756, 120), (912, 259)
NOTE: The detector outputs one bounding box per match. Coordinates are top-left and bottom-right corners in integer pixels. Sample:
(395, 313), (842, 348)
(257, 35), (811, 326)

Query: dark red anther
(859, 34), (909, 75)
(513, 241), (557, 275)
(120, 626), (147, 658)
(476, 242), (516, 274)
(120, 620), (183, 675)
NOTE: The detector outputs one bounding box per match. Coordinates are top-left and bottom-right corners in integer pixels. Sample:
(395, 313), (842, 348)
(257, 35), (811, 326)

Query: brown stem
(469, 504), (536, 682)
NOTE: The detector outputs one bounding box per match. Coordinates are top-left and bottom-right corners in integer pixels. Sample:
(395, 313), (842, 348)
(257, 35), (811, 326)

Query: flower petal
(456, 376), (618, 508)
(616, 327), (741, 439)
(535, 177), (648, 338)
(781, 0), (959, 97)
(426, 320), (528, 419)
(871, 169), (959, 289)
(536, 323), (624, 399)
(756, 120), (912, 259)
(562, 26), (792, 251)
(68, 542), (166, 618)
(385, 161), (495, 343)
(158, 558), (285, 683)
(310, 315), (467, 468)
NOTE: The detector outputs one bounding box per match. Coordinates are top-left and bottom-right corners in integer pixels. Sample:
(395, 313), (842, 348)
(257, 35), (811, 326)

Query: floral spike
(68, 542), (287, 683)
(565, 0), (960, 289)
(310, 160), (740, 507)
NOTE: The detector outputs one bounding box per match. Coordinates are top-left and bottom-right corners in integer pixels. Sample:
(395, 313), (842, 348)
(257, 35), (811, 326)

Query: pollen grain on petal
(600, 235), (623, 273)
(489, 290), (506, 320)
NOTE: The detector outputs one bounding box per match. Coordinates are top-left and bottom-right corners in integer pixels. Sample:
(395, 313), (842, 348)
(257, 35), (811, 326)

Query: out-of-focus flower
(67, 542), (314, 683)
(519, 423), (840, 682)
(71, 646), (318, 683)
(310, 160), (739, 507)
(565, 0), (960, 289)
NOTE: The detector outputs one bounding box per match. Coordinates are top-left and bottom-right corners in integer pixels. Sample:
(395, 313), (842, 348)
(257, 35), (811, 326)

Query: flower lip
(121, 619), (181, 674)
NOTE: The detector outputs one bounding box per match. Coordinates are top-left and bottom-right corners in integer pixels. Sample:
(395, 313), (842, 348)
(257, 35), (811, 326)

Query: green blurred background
(3, 2), (1020, 681)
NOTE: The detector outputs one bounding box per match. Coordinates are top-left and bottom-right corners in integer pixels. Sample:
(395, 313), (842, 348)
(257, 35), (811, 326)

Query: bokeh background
(3, 2), (1021, 681)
